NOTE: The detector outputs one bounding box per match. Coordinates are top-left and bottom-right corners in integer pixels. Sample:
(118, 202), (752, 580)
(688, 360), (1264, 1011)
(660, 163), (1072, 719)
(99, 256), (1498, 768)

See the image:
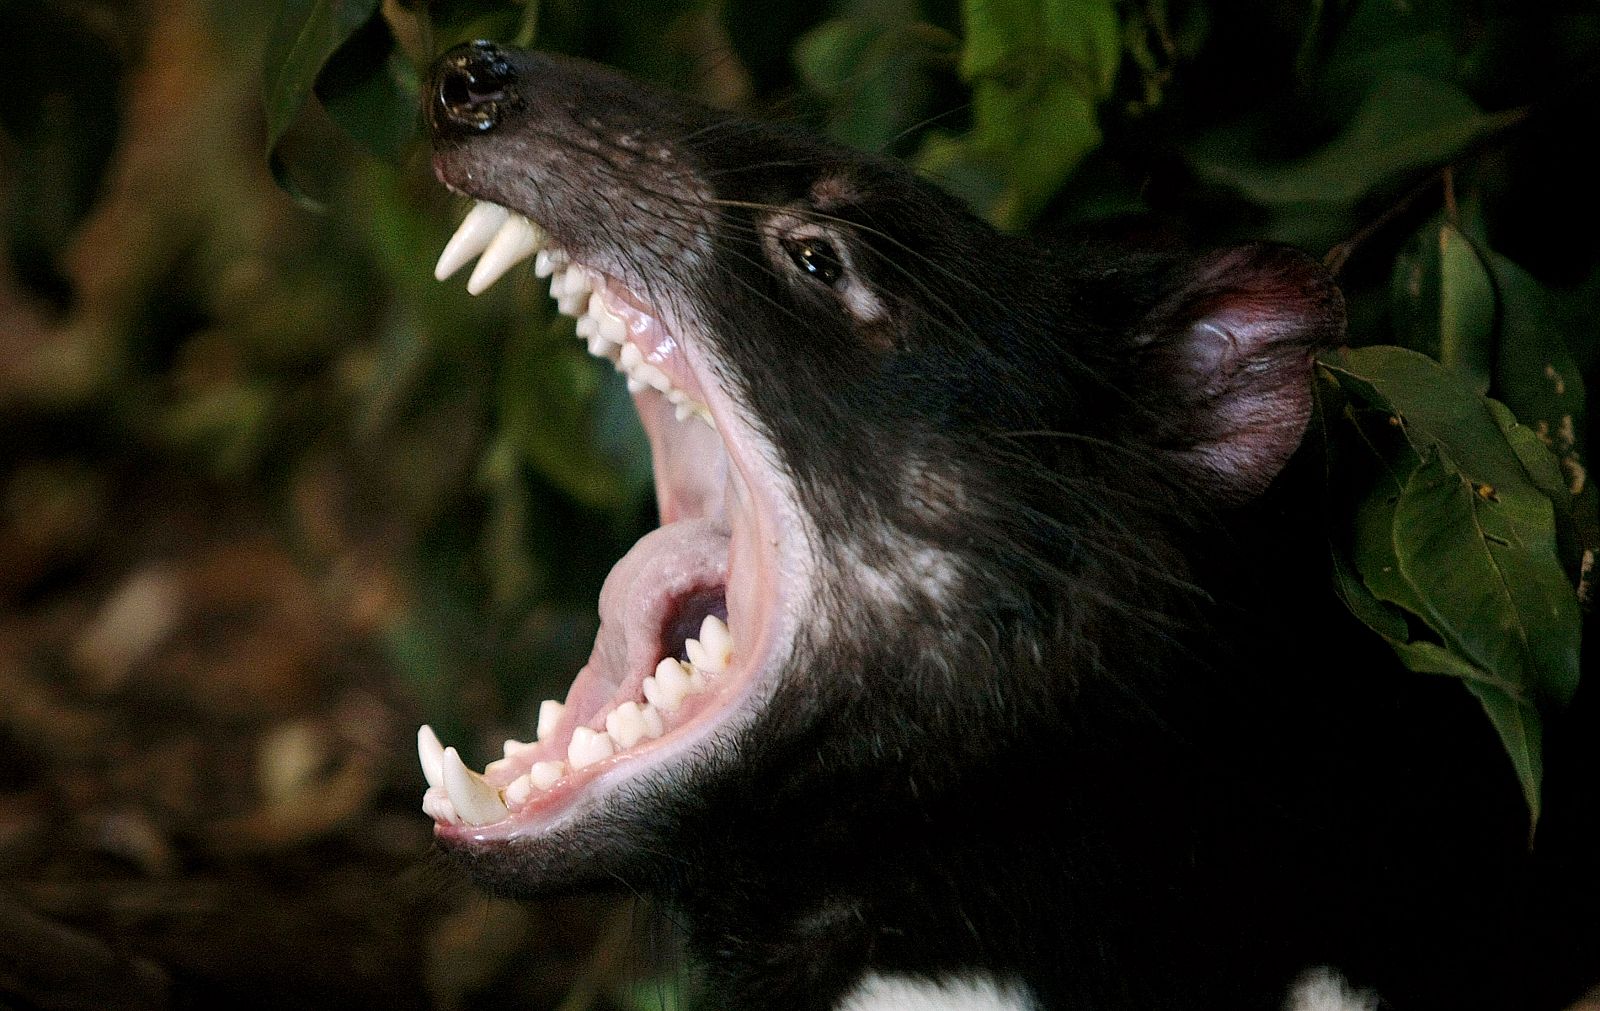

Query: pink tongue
(564, 519), (731, 727)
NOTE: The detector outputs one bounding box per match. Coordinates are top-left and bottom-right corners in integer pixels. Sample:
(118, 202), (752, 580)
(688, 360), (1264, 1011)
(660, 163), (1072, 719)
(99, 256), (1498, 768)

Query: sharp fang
(435, 202), (509, 281)
(537, 700), (564, 741)
(467, 215), (544, 296)
(441, 746), (508, 825)
(530, 760), (565, 789)
(698, 615), (733, 672)
(418, 725), (445, 789)
(534, 249), (558, 277)
(568, 727), (615, 770)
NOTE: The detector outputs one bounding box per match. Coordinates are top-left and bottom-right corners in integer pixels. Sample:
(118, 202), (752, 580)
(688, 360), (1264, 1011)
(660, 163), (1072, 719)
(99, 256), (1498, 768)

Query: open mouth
(415, 197), (781, 841)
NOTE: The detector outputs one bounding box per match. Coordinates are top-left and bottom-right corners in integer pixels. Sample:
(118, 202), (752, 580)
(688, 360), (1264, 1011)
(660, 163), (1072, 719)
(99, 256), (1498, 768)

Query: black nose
(430, 41), (519, 137)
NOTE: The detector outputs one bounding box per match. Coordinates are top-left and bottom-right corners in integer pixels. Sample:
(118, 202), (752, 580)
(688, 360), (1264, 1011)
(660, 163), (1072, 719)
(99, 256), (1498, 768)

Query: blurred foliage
(1, 0), (1596, 1005)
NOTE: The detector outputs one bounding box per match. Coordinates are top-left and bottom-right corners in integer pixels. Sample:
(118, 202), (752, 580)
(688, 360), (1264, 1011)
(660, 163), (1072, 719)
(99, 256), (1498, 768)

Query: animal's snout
(430, 40), (519, 137)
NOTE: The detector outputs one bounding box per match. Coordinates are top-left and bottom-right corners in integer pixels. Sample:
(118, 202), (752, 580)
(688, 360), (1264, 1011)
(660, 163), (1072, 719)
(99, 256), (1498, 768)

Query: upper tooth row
(434, 200), (715, 428)
(418, 615), (734, 827)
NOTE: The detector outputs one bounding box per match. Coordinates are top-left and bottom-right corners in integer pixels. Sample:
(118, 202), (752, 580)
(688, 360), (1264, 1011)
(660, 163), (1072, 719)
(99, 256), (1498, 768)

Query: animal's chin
(416, 192), (794, 848)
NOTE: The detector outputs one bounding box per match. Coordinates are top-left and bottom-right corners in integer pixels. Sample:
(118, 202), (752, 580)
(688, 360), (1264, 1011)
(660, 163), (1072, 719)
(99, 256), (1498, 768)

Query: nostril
(440, 66), (505, 109)
(431, 41), (519, 135)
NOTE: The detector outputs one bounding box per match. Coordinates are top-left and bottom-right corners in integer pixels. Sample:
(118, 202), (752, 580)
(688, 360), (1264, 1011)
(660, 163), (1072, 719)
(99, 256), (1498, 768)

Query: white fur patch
(834, 967), (1375, 1010)
(1285, 967), (1379, 1011)
(836, 972), (1034, 1011)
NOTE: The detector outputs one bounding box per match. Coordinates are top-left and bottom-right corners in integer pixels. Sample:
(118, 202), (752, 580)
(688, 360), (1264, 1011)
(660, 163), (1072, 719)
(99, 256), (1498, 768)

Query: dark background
(1, 0), (1595, 1007)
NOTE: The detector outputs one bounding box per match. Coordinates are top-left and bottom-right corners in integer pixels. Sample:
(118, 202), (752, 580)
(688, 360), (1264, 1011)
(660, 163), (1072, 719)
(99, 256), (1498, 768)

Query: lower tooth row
(418, 615), (734, 827)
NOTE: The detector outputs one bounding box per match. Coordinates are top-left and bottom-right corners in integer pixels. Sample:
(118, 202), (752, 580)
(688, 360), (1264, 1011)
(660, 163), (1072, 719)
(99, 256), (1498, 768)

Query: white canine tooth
(441, 747), (508, 825)
(567, 726), (615, 769)
(605, 702), (649, 749)
(699, 615), (733, 673)
(537, 700), (565, 742)
(640, 704), (665, 739)
(467, 215), (543, 296)
(534, 249), (557, 278)
(504, 774), (533, 806)
(435, 202), (510, 281)
(649, 658), (692, 711)
(418, 725), (445, 789)
(529, 760), (565, 790)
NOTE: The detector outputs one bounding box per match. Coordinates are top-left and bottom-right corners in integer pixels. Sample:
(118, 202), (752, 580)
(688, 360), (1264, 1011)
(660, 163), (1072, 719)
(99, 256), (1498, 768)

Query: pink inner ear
(1147, 244), (1346, 504)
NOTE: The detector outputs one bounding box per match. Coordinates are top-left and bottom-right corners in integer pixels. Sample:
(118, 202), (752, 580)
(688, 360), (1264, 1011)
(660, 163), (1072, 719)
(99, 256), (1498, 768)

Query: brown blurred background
(0, 1), (679, 1007)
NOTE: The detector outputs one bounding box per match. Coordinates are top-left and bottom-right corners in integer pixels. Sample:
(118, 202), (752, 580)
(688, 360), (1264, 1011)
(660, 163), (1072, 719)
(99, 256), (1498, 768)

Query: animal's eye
(783, 237), (844, 287)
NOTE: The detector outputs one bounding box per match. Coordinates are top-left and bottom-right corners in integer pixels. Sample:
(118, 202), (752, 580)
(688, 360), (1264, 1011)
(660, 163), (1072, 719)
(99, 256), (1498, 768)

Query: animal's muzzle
(430, 40), (520, 138)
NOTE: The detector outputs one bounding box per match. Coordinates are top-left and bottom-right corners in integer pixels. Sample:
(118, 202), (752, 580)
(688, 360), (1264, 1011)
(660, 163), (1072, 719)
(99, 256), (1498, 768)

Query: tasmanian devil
(411, 41), (1597, 1010)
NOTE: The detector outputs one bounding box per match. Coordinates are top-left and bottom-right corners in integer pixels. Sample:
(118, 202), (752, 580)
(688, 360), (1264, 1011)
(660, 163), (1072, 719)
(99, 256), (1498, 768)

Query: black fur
(427, 44), (1597, 1010)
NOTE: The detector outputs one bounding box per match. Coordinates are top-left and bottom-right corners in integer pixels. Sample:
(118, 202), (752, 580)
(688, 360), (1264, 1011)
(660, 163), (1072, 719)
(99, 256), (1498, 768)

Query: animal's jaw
(416, 191), (807, 851)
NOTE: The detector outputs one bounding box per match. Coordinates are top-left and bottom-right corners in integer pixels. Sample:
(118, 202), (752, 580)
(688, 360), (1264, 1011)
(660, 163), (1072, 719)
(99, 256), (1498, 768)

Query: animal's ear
(1127, 243), (1345, 504)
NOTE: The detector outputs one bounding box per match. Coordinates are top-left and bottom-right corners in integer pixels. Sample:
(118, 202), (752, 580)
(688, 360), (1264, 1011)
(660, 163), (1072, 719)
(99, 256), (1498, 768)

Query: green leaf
(1336, 474), (1544, 824)
(1193, 74), (1522, 206)
(1390, 218), (1495, 394)
(1325, 346), (1544, 494)
(794, 16), (953, 154)
(1325, 346), (1583, 829)
(917, 0), (1120, 228)
(1460, 680), (1544, 835)
(263, 0), (382, 203)
(1488, 254), (1598, 558)
(1489, 401), (1571, 514)
(1393, 452), (1577, 709)
(1385, 637), (1545, 828)
(314, 14), (421, 164)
